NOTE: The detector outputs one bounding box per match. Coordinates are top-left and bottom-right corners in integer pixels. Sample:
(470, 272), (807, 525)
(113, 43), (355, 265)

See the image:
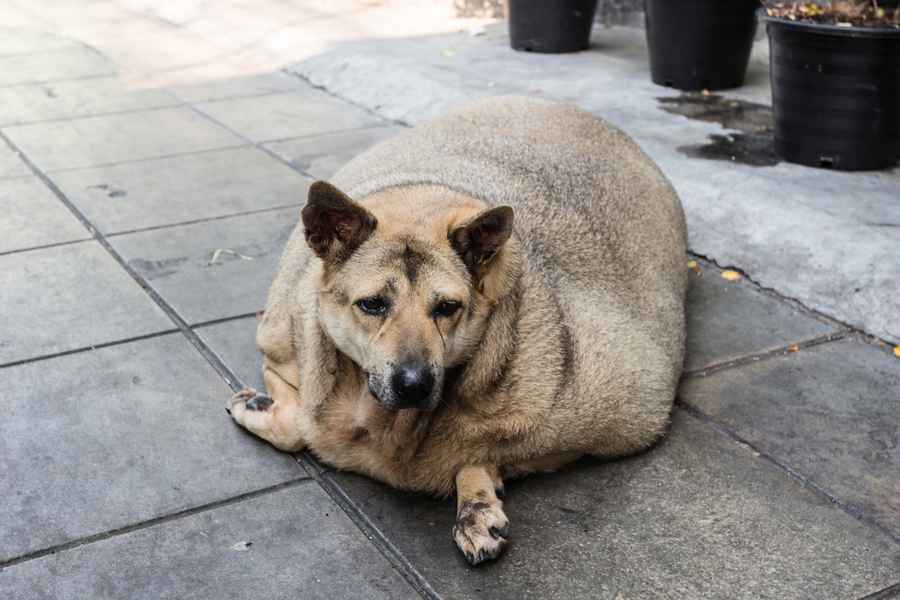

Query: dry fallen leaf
(721, 270), (742, 281)
(687, 259), (701, 273)
(788, 345), (799, 353)
(208, 248), (254, 266)
(894, 346), (900, 358)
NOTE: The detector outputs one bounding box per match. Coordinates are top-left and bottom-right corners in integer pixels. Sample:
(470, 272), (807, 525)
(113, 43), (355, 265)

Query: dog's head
(302, 181), (514, 412)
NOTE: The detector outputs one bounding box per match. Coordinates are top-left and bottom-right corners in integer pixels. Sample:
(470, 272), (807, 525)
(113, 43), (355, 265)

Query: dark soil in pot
(765, 16), (900, 170)
(508, 0), (598, 53)
(645, 0), (760, 91)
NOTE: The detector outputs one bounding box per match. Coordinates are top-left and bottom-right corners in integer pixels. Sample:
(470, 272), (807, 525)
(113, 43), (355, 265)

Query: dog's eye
(355, 296), (390, 316)
(432, 300), (462, 318)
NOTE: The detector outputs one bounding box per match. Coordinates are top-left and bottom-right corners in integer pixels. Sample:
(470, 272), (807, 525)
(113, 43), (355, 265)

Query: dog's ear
(449, 206), (514, 279)
(302, 181), (377, 262)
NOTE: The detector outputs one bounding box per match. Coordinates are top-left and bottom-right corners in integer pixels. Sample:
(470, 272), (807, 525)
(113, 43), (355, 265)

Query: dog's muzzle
(367, 361), (439, 411)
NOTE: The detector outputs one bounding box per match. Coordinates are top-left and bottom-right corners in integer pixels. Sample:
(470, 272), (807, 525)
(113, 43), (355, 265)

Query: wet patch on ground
(128, 257), (188, 280)
(658, 94), (779, 167)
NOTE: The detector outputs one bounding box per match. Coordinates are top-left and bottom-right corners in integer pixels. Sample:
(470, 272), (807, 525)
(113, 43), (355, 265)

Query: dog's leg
(452, 465), (509, 565)
(227, 363), (305, 452)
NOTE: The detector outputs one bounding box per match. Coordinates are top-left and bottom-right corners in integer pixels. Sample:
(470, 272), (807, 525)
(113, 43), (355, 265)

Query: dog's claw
(228, 388), (273, 414)
(489, 524), (509, 539)
(246, 394), (273, 411)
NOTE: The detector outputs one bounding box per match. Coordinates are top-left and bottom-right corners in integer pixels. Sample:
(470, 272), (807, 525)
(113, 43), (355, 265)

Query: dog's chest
(303, 387), (432, 487)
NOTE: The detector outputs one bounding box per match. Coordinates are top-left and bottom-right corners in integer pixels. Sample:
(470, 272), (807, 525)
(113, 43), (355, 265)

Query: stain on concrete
(128, 257), (188, 280)
(658, 93), (779, 167)
(87, 183), (128, 199)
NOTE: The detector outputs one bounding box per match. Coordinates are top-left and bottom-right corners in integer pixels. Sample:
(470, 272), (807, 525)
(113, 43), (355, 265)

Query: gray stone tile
(0, 144), (31, 179)
(685, 261), (840, 372)
(0, 334), (306, 563)
(0, 76), (180, 126)
(0, 30), (80, 57)
(264, 126), (404, 180)
(0, 242), (172, 364)
(680, 336), (900, 539)
(195, 317), (264, 391)
(3, 107), (243, 172)
(0, 47), (114, 86)
(54, 146), (310, 234)
(196, 90), (383, 143)
(167, 71), (309, 104)
(111, 208), (298, 325)
(0, 177), (89, 253)
(0, 484), (418, 600)
(330, 409), (900, 600)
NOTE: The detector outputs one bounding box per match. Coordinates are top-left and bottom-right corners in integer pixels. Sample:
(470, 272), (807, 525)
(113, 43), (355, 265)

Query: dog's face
(301, 181), (513, 412)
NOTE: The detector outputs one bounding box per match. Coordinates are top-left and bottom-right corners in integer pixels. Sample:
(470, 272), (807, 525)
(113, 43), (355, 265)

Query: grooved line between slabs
(0, 479), (312, 570)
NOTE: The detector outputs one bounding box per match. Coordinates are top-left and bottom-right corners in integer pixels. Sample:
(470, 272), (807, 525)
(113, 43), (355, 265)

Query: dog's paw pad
(453, 501), (509, 566)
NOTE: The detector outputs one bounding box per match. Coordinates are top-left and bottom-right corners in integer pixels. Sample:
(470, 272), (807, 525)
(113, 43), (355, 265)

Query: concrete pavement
(1, 12), (899, 600)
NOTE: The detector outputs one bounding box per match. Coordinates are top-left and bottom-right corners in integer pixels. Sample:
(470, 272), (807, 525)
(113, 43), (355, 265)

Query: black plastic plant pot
(645, 0), (759, 91)
(508, 0), (598, 53)
(765, 17), (900, 171)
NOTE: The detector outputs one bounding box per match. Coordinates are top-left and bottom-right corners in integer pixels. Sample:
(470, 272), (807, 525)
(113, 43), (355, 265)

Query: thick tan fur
(228, 96), (687, 564)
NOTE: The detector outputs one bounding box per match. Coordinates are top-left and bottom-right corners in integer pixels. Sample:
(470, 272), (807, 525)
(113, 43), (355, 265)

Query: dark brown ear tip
(307, 180), (351, 208)
(309, 180), (334, 194)
(495, 206), (514, 226)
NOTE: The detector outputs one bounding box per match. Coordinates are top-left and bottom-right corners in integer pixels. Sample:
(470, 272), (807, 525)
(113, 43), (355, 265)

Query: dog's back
(335, 96), (685, 349)
(333, 96), (688, 456)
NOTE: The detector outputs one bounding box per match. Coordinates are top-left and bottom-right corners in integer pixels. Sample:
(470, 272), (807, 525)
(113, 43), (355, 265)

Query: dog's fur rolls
(229, 96), (687, 565)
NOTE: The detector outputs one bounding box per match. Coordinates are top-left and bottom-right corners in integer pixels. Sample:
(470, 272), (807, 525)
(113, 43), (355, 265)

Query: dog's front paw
(452, 501), (509, 566)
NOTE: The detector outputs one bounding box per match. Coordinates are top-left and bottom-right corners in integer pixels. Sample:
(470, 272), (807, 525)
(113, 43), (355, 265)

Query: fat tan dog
(227, 96), (687, 565)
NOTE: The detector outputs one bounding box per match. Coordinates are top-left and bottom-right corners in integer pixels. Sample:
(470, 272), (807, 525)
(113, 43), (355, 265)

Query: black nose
(391, 362), (435, 408)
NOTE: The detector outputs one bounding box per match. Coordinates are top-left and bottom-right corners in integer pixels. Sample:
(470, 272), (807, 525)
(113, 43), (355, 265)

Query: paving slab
(0, 484), (419, 600)
(0, 29), (81, 57)
(684, 261), (840, 372)
(680, 336), (900, 540)
(0, 177), (89, 254)
(0, 241), (172, 364)
(196, 90), (383, 143)
(264, 125), (404, 180)
(3, 107), (244, 172)
(0, 144), (32, 180)
(0, 47), (114, 86)
(330, 409), (900, 600)
(289, 24), (900, 343)
(53, 146), (310, 234)
(195, 317), (264, 391)
(0, 76), (180, 127)
(166, 71), (310, 104)
(0, 334), (306, 563)
(111, 207), (299, 325)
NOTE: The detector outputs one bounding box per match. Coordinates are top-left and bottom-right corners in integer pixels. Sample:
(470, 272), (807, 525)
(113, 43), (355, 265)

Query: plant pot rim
(762, 14), (900, 37)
